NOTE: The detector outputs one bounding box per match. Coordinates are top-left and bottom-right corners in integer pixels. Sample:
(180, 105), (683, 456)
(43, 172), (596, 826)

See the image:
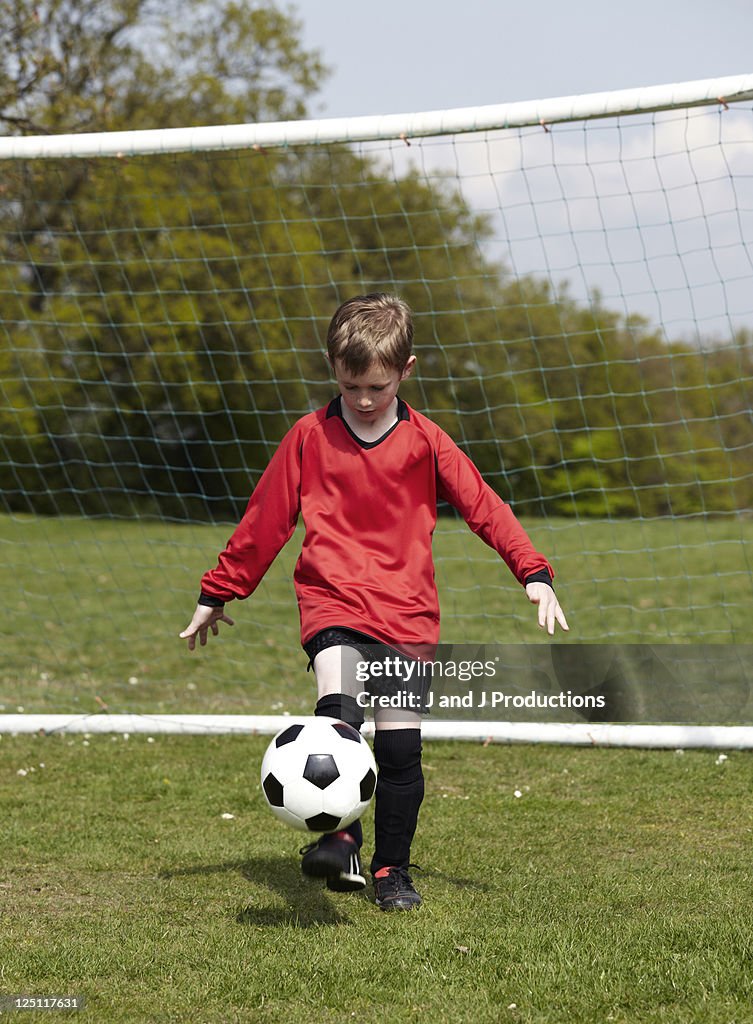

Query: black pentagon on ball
(305, 811), (342, 832)
(262, 772), (284, 807)
(332, 722), (361, 743)
(360, 767), (376, 801)
(303, 753), (340, 790)
(275, 723), (304, 747)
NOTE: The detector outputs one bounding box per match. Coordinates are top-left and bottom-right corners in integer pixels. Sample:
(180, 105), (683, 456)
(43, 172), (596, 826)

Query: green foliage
(0, 0), (326, 134)
(2, 515), (751, 718)
(1, 2), (751, 519)
(421, 276), (753, 517)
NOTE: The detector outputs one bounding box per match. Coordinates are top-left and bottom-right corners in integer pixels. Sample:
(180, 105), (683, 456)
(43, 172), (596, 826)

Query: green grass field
(2, 512), (753, 1022)
(1, 513), (751, 715)
(3, 733), (753, 1023)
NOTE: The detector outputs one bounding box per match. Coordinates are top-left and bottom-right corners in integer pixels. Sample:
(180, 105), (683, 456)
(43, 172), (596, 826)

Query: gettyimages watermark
(352, 654), (605, 712)
(338, 644), (753, 723)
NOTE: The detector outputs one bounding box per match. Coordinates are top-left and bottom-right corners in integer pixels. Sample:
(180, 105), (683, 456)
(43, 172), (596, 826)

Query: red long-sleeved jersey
(200, 397), (554, 647)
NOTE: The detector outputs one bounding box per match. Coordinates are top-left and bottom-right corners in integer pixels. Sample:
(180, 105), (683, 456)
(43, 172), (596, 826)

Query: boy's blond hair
(327, 293), (413, 375)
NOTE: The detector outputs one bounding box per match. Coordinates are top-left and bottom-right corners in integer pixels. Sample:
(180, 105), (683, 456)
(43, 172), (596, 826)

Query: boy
(180, 293), (568, 911)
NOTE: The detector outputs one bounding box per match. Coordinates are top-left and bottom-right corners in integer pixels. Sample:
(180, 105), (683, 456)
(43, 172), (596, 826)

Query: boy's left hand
(525, 582), (569, 635)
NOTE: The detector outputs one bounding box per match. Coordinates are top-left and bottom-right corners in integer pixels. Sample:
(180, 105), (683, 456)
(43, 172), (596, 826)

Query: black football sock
(370, 728), (424, 874)
(314, 693), (365, 849)
(314, 693), (365, 732)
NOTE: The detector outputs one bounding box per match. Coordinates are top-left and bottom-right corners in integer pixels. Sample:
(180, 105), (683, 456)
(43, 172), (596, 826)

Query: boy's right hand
(179, 604), (235, 650)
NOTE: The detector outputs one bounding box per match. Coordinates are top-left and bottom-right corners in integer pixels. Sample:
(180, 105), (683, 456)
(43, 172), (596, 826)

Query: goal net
(1, 74), (752, 740)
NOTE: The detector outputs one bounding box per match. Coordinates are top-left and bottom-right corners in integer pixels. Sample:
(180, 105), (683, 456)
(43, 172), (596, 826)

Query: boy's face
(332, 356), (415, 425)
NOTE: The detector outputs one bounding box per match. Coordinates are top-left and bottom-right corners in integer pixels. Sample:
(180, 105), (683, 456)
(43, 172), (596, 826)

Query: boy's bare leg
(313, 645), (422, 730)
(310, 643), (423, 905)
(372, 707), (422, 731)
(301, 644), (367, 891)
(311, 644), (362, 701)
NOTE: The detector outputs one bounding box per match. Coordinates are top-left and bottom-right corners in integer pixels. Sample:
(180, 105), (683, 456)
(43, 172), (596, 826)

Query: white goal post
(4, 713), (753, 749)
(2, 74), (752, 745)
(2, 74), (752, 159)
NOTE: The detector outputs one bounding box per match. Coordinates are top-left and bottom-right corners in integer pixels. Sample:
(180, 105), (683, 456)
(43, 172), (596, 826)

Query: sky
(296, 1), (753, 340)
(299, 0), (753, 119)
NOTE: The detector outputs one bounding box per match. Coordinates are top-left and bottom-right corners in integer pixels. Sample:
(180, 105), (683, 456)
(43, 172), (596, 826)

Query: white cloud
(358, 103), (753, 339)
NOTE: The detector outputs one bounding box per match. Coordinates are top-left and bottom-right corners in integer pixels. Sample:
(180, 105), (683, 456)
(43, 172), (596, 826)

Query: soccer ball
(260, 717), (377, 832)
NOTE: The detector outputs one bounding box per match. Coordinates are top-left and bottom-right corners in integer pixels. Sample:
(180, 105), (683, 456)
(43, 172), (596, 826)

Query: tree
(1, 2), (748, 520)
(0, 0), (327, 136)
(1, 0), (330, 516)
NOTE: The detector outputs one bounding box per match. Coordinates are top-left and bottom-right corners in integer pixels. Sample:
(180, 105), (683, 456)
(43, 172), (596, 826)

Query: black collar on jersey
(326, 395), (410, 449)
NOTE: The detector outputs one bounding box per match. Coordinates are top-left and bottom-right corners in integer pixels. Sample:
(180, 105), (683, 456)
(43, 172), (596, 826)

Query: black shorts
(303, 627), (433, 714)
(303, 627), (394, 668)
